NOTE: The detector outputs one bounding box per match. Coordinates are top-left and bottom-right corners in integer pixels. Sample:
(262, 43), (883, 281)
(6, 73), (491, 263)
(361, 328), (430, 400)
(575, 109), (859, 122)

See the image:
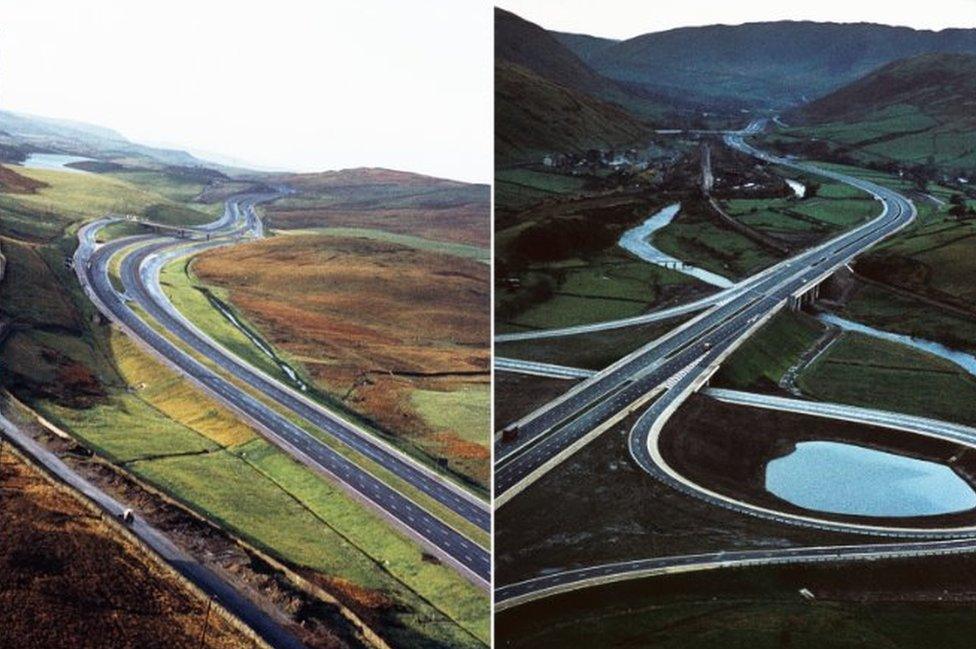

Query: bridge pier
(789, 281), (823, 312)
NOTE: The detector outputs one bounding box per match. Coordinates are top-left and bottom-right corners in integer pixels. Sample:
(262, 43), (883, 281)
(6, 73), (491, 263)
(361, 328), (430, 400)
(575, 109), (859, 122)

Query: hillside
(495, 7), (623, 100)
(0, 164), (48, 193)
(494, 9), (656, 166)
(495, 60), (651, 166)
(551, 31), (620, 61)
(579, 21), (976, 109)
(796, 53), (976, 125)
(782, 53), (976, 169)
(265, 167), (490, 246)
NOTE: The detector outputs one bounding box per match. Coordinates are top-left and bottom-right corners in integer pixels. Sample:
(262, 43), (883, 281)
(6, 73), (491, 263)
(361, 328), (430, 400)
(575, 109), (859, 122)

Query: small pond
(766, 440), (976, 517)
(20, 153), (94, 173)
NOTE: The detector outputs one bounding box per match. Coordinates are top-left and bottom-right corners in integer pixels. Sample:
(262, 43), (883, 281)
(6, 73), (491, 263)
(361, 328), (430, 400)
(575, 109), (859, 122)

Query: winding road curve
(494, 123), (976, 609)
(74, 195), (490, 588)
(494, 120), (915, 503)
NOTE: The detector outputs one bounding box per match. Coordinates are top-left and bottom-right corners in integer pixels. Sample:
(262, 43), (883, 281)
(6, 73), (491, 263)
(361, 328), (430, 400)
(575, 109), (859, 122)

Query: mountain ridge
(559, 20), (976, 109)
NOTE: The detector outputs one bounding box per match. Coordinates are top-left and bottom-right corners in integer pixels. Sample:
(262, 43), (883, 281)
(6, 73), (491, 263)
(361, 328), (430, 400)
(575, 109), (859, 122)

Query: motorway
(494, 122), (916, 505)
(496, 536), (976, 611)
(493, 123), (976, 609)
(497, 381), (976, 609)
(493, 357), (594, 380)
(74, 196), (490, 587)
(703, 387), (976, 446)
(126, 242), (490, 533)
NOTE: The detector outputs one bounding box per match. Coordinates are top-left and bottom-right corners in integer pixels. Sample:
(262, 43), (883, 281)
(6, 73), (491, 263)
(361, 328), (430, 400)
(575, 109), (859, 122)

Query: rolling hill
(264, 167), (490, 246)
(495, 61), (651, 166)
(785, 53), (976, 169)
(796, 53), (976, 125)
(565, 21), (976, 109)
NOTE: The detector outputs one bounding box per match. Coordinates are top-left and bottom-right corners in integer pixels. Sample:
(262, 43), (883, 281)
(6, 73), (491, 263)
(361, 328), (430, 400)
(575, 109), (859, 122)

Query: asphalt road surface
(74, 197), (490, 587)
(494, 121), (916, 504)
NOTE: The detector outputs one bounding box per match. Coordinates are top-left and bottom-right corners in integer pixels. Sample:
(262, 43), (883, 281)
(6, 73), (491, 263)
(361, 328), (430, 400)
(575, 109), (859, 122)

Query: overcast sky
(0, 0), (492, 182)
(497, 0), (976, 40)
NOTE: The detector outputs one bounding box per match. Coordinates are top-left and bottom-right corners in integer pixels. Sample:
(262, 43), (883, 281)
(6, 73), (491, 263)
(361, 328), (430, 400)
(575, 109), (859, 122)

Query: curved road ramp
(490, 124), (976, 618)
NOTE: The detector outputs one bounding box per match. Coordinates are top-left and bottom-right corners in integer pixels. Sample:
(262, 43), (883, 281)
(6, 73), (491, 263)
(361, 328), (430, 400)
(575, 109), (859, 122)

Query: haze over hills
(558, 21), (976, 109)
(0, 110), (210, 169)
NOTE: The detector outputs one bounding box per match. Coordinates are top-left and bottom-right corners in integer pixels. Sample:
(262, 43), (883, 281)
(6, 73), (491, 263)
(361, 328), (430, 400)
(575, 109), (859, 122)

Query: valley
(493, 6), (976, 647)
(0, 109), (491, 648)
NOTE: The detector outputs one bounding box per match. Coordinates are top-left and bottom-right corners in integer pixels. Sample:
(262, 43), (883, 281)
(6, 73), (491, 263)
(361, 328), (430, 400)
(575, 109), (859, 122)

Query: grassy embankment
(715, 305), (976, 427)
(158, 233), (491, 493)
(713, 310), (825, 390)
(0, 167), (490, 648)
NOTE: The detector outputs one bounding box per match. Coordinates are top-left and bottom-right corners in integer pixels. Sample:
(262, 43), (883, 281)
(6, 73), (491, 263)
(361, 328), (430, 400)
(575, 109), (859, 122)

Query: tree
(949, 203), (969, 218)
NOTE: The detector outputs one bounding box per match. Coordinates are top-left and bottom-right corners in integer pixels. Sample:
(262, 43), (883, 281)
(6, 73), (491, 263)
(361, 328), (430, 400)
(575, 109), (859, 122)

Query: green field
(498, 249), (699, 332)
(773, 103), (976, 170)
(275, 226), (489, 261)
(8, 166), (214, 226)
(495, 168), (589, 214)
(798, 331), (976, 427)
(653, 207), (782, 279)
(840, 284), (976, 353)
(412, 386), (490, 446)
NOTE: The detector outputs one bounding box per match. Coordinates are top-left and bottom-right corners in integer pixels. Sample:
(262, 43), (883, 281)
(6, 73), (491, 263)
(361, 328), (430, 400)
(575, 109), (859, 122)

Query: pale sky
(497, 0), (976, 40)
(0, 0), (492, 183)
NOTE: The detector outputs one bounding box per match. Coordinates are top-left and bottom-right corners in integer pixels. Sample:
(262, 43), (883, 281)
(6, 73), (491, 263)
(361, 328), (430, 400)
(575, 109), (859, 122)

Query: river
(618, 203), (734, 288)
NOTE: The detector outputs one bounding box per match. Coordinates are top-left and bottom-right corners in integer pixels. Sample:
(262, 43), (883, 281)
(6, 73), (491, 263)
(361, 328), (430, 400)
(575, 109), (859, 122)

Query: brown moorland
(0, 447), (249, 649)
(264, 168), (490, 247)
(0, 164), (48, 193)
(193, 233), (490, 486)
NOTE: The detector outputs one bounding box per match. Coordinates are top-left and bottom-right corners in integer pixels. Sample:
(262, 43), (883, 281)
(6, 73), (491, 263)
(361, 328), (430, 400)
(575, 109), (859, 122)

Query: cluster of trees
(948, 193), (976, 219)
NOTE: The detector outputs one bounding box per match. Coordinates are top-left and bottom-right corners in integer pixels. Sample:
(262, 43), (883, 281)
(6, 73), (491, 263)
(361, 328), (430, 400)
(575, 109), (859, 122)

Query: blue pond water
(766, 441), (976, 517)
(20, 153), (94, 173)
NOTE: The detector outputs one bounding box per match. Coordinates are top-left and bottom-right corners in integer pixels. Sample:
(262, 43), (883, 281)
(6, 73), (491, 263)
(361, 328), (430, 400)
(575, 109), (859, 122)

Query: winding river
(618, 203), (734, 288)
(818, 312), (976, 377)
